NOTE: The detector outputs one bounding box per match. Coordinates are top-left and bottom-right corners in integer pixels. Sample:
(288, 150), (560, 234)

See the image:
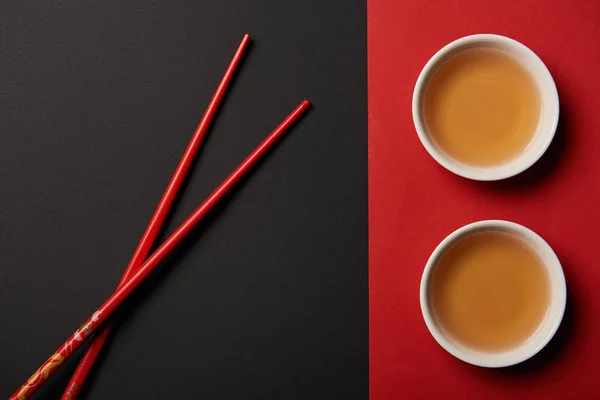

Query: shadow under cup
(420, 221), (566, 368)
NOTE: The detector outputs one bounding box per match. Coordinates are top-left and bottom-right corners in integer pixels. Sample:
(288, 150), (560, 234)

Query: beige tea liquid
(430, 230), (550, 352)
(423, 48), (541, 166)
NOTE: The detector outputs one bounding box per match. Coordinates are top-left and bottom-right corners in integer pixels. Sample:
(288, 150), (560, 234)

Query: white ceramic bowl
(412, 34), (560, 181)
(420, 220), (567, 368)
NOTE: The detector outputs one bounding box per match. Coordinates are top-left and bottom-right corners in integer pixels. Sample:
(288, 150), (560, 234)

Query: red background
(368, 1), (600, 399)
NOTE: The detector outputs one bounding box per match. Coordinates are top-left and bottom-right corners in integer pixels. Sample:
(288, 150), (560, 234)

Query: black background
(0, 1), (367, 399)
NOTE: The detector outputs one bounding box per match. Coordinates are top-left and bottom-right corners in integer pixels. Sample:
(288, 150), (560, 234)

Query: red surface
(368, 1), (600, 399)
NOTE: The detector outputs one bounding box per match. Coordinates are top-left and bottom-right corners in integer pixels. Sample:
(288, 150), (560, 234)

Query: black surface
(0, 1), (367, 399)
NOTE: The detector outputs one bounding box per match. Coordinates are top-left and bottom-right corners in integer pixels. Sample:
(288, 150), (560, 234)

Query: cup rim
(412, 34), (560, 181)
(419, 220), (567, 368)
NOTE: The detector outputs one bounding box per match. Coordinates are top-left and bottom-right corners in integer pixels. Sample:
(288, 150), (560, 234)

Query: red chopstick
(59, 33), (250, 400)
(10, 99), (310, 400)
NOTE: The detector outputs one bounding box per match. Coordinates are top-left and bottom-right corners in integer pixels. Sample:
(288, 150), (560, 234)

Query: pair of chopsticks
(11, 34), (310, 400)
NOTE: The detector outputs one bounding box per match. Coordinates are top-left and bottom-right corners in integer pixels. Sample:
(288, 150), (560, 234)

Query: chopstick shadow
(72, 102), (311, 399)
